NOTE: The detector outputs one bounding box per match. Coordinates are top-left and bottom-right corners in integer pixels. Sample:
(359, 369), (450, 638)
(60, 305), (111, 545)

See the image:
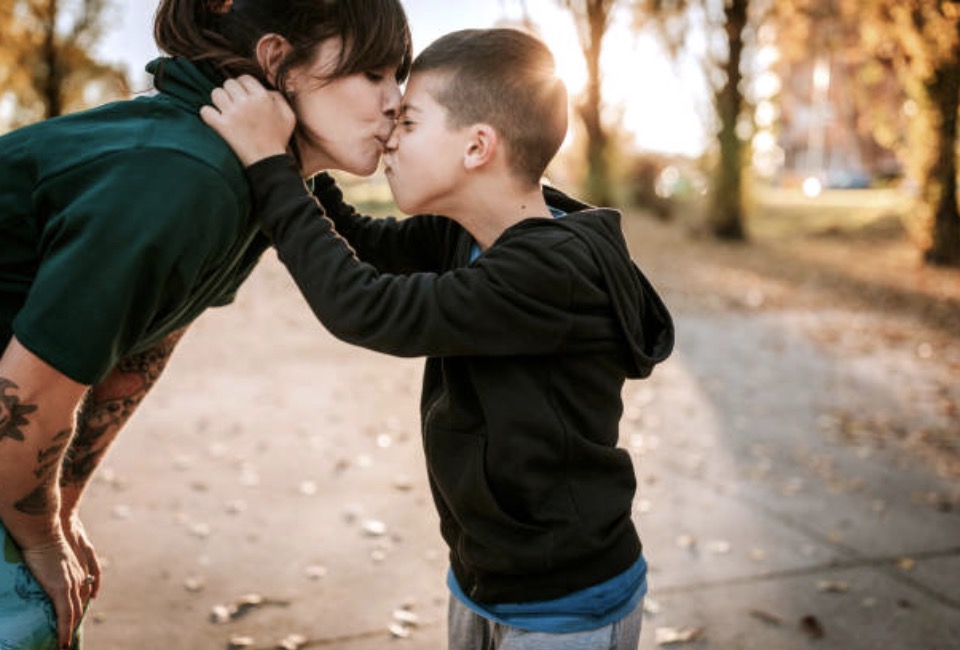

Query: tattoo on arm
(0, 378), (38, 443)
(60, 329), (185, 489)
(14, 429), (71, 516)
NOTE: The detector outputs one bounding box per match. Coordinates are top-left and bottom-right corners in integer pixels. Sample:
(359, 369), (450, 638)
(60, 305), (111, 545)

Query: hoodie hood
(146, 57), (225, 113)
(544, 185), (675, 378)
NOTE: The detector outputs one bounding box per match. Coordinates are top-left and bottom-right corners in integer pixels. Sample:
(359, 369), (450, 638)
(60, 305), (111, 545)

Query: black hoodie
(248, 155), (675, 604)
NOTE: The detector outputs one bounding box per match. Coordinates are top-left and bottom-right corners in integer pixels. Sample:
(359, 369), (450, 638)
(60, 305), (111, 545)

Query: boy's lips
(382, 154), (396, 174)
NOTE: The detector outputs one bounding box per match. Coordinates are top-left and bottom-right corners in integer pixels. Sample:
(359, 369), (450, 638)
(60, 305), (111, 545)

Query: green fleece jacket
(0, 58), (268, 383)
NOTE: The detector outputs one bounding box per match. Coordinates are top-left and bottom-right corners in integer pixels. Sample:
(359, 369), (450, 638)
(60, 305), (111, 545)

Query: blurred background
(1, 2), (958, 648)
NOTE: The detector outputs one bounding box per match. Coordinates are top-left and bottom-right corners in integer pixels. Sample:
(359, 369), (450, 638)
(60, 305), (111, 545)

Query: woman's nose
(383, 82), (402, 120)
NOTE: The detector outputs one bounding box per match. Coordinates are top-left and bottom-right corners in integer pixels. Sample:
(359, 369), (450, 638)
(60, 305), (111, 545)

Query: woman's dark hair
(154, 0), (412, 92)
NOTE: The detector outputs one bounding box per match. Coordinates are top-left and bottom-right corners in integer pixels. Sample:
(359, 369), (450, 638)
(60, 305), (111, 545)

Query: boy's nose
(384, 127), (399, 153)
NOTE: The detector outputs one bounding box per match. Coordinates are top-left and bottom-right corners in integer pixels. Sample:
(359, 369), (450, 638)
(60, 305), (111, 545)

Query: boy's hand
(200, 75), (296, 167)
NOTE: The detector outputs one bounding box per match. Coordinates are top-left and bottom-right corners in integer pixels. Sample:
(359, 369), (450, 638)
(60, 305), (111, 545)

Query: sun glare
(536, 7), (707, 157)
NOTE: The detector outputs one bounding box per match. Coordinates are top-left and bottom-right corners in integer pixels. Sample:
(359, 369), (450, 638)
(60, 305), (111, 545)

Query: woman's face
(287, 39), (402, 177)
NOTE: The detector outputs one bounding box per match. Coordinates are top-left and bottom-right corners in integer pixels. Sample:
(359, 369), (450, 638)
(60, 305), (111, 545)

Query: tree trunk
(40, 0), (63, 119)
(707, 0), (748, 240)
(920, 57), (960, 266)
(579, 1), (613, 205)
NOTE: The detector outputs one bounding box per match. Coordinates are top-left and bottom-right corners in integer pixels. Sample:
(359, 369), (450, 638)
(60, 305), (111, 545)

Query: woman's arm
(0, 337), (88, 649)
(58, 327), (188, 598)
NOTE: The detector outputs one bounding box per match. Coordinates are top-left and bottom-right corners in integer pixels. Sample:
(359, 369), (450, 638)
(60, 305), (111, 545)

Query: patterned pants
(0, 520), (81, 650)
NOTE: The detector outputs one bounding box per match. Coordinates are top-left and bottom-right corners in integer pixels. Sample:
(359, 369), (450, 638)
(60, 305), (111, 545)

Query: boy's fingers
(237, 74), (265, 95)
(221, 77), (245, 101)
(209, 87), (231, 111)
(199, 105), (223, 131)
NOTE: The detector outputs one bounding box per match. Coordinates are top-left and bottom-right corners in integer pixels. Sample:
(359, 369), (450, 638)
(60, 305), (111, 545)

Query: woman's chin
(302, 153), (379, 178)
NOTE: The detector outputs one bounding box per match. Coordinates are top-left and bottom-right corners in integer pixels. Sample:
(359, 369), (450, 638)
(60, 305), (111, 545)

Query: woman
(0, 1), (411, 647)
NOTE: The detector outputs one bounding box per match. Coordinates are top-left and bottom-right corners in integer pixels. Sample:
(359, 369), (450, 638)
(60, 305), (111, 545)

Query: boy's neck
(451, 177), (550, 251)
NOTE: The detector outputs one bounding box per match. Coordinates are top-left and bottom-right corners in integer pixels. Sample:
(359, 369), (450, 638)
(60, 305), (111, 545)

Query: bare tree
(645, 0), (763, 241)
(556, 0), (618, 205)
(0, 0), (125, 126)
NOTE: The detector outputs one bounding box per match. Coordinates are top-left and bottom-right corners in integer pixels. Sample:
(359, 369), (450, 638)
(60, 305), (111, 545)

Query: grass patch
(747, 186), (912, 240)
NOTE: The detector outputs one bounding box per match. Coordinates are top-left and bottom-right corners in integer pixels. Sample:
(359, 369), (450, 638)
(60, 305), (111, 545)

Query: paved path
(81, 246), (959, 649)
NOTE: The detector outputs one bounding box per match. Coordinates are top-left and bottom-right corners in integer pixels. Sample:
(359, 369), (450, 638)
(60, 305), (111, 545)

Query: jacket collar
(145, 57), (224, 113)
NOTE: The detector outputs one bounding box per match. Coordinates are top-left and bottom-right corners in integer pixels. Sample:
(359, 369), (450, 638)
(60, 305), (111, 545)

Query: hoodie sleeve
(311, 172), (453, 274)
(253, 155), (575, 358)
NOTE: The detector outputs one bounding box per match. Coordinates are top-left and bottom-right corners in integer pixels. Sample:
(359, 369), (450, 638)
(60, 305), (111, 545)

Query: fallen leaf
(393, 609), (419, 626)
(209, 594), (290, 624)
(749, 609), (783, 626)
(362, 520), (388, 537)
(799, 615), (825, 639)
(184, 577), (206, 593)
(706, 540), (731, 555)
(389, 623), (411, 639)
(676, 534), (697, 550)
(305, 565), (328, 580)
(277, 633), (307, 650)
(655, 626), (706, 645)
(816, 580), (850, 594)
(227, 636), (255, 650)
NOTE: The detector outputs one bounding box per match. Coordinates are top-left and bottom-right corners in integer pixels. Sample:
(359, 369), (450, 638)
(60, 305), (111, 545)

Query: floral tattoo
(61, 329), (185, 489)
(14, 429), (71, 516)
(0, 377), (37, 444)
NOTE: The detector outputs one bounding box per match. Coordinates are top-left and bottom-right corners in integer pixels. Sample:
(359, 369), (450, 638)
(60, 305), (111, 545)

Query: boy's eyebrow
(400, 102), (422, 115)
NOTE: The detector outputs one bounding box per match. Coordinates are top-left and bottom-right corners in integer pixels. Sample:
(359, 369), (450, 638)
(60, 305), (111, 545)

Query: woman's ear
(255, 34), (293, 89)
(463, 124), (498, 172)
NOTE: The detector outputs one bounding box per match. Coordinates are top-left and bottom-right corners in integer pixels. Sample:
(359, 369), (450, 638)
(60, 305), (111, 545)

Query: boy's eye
(365, 71), (384, 82)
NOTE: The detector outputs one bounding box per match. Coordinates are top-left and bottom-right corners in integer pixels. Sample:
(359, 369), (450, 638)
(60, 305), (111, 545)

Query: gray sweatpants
(447, 595), (644, 650)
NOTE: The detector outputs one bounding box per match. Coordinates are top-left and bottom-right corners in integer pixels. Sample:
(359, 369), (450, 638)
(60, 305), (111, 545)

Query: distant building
(775, 53), (902, 188)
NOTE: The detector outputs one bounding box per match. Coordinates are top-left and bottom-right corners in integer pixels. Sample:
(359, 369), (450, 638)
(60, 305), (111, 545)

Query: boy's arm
(252, 156), (574, 358)
(310, 173), (449, 274)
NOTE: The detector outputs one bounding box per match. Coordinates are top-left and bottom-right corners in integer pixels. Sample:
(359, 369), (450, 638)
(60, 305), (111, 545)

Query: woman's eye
(365, 71), (385, 82)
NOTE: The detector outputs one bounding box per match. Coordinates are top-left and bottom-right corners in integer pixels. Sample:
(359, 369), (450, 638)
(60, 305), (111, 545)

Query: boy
(203, 28), (674, 649)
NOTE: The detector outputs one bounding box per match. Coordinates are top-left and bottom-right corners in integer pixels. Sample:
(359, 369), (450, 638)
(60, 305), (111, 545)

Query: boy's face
(382, 72), (471, 215)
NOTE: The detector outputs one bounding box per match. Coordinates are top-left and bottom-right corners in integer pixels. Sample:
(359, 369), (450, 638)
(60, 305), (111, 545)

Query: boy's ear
(255, 33), (293, 89)
(463, 124), (498, 172)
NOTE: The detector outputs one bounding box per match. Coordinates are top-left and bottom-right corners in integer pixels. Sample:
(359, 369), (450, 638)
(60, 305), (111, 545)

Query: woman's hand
(201, 75), (296, 167)
(61, 512), (101, 600)
(21, 535), (87, 649)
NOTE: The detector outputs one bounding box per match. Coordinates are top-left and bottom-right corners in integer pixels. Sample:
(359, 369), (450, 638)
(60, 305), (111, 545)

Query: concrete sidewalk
(80, 254), (959, 649)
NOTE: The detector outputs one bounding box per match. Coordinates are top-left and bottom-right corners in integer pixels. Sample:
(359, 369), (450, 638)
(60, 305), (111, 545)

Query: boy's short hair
(412, 28), (568, 185)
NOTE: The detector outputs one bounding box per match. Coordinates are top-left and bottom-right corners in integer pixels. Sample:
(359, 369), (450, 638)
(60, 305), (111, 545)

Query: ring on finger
(82, 574), (95, 587)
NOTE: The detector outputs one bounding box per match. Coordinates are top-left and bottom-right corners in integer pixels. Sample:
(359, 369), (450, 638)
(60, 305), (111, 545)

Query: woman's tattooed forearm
(0, 377), (38, 444)
(14, 429), (71, 516)
(60, 329), (185, 488)
(59, 401), (117, 488)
